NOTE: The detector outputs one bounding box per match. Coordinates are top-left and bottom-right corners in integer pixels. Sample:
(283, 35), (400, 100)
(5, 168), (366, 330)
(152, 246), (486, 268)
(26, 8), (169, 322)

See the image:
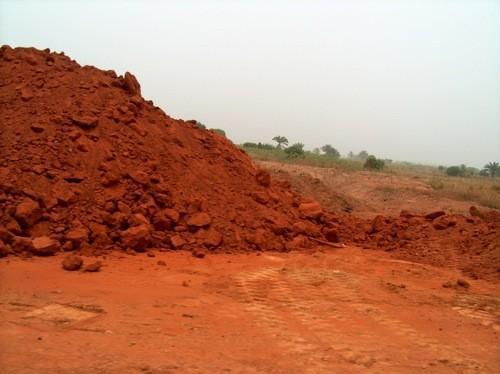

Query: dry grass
(426, 176), (500, 209)
(241, 145), (500, 209)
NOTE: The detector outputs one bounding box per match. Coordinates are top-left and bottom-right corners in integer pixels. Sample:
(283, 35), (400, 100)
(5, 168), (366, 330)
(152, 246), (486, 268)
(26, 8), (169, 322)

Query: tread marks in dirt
(452, 293), (500, 331)
(234, 267), (488, 372)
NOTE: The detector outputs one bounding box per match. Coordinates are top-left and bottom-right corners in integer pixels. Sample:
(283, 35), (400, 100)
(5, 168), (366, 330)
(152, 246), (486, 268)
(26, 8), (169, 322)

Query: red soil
(0, 46), (498, 281)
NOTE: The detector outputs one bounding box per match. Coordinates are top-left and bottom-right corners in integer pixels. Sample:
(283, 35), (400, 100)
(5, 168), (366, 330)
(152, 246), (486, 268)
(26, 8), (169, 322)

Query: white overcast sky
(1, 0), (499, 167)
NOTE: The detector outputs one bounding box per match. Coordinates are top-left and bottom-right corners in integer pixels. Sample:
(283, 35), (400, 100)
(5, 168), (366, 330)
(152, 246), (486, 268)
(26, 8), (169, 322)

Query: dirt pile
(0, 46), (340, 258)
(343, 207), (500, 281)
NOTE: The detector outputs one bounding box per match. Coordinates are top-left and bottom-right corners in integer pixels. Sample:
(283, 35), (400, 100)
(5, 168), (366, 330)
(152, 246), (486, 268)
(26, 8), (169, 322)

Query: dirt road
(1, 248), (498, 373)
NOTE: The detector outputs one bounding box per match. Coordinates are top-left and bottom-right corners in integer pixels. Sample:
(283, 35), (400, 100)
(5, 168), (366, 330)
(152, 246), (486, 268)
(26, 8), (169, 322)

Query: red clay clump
(0, 46), (333, 258)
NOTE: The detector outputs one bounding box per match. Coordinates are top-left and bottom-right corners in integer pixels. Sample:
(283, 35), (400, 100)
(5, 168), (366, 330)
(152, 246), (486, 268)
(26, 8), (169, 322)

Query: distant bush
(446, 166), (463, 177)
(358, 150), (369, 160)
(321, 144), (340, 158)
(284, 143), (305, 158)
(196, 121), (206, 129)
(364, 155), (385, 170)
(242, 142), (275, 150)
(242, 142), (258, 148)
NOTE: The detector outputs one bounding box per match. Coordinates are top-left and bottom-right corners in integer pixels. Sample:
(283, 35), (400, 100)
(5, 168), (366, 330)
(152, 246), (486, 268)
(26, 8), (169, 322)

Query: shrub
(284, 143), (305, 158)
(364, 155), (385, 170)
(446, 166), (463, 177)
(321, 144), (340, 158)
(242, 142), (258, 148)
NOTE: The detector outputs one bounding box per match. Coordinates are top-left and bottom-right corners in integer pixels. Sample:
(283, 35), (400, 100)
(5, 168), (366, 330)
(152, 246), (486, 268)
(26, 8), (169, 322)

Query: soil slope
(0, 46), (329, 257)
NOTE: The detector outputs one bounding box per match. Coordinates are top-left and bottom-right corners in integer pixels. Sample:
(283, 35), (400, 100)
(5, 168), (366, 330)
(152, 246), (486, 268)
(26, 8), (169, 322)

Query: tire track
(234, 267), (489, 372)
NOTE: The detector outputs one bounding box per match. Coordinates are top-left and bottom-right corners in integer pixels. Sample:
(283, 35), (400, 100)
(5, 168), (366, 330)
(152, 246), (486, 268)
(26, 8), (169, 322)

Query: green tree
(446, 166), (463, 177)
(358, 150), (369, 160)
(484, 162), (499, 178)
(321, 144), (340, 158)
(364, 155), (385, 170)
(284, 143), (305, 158)
(272, 136), (289, 149)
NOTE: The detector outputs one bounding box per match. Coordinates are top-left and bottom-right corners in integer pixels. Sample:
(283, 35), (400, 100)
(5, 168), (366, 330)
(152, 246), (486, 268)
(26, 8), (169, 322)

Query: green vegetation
(483, 162), (499, 178)
(321, 144), (340, 158)
(363, 155), (385, 170)
(272, 136), (289, 149)
(240, 142), (364, 171)
(284, 143), (305, 158)
(239, 136), (500, 208)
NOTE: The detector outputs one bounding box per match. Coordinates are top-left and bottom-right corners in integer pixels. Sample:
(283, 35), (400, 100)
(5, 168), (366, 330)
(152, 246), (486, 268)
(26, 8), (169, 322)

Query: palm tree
(272, 136), (289, 149)
(483, 162), (499, 178)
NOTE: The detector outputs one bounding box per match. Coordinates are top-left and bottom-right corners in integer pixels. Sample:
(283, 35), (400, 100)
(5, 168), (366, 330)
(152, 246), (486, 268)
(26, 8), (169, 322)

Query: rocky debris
(12, 236), (34, 252)
(200, 229), (223, 249)
(121, 224), (150, 251)
(442, 279), (471, 289)
(123, 72), (141, 95)
(71, 115), (99, 128)
(65, 228), (89, 246)
(456, 278), (470, 289)
(323, 228), (339, 243)
(0, 239), (10, 257)
(14, 199), (42, 227)
(192, 250), (205, 259)
(31, 236), (59, 256)
(298, 201), (323, 220)
(83, 261), (102, 272)
(157, 260), (166, 266)
(255, 169), (271, 187)
(187, 213), (211, 228)
(30, 124), (45, 133)
(425, 211), (445, 220)
(469, 206), (483, 218)
(170, 235), (186, 249)
(370, 215), (387, 234)
(432, 215), (456, 230)
(62, 255), (84, 271)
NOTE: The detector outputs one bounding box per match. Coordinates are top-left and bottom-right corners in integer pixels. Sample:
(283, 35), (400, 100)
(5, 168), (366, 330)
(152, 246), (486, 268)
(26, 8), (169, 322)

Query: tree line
(242, 136), (499, 177)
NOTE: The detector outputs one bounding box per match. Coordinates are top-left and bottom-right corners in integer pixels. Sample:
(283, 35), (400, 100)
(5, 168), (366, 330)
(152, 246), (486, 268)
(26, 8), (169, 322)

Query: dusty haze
(1, 0), (499, 167)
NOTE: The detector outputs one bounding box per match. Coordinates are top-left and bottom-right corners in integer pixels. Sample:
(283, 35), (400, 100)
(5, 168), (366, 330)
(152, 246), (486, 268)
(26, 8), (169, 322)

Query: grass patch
(241, 146), (364, 171)
(425, 177), (500, 209)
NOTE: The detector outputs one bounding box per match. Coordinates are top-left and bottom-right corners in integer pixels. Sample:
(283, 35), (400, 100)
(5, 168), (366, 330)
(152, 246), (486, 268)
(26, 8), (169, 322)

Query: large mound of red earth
(0, 46), (498, 282)
(0, 46), (338, 258)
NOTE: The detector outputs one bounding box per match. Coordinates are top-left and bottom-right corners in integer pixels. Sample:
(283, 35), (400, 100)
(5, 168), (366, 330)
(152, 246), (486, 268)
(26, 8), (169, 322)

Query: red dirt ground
(1, 249), (499, 373)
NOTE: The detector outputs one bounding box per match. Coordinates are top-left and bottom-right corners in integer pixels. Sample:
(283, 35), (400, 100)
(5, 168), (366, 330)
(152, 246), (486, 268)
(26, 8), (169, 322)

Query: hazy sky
(1, 0), (499, 167)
